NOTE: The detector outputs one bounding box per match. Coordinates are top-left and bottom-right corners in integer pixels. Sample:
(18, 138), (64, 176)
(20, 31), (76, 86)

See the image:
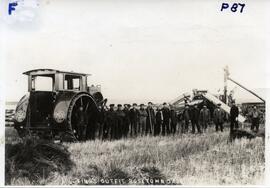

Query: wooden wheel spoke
(80, 97), (83, 108)
(85, 101), (90, 112)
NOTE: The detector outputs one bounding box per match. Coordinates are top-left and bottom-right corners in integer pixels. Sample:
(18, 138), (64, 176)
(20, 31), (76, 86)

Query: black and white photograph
(1, 0), (269, 186)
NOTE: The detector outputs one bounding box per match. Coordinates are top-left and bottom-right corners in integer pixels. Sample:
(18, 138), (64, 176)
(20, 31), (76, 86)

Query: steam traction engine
(14, 69), (105, 141)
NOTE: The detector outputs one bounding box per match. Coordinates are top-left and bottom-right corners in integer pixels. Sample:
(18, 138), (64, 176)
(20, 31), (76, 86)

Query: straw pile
(5, 137), (74, 184)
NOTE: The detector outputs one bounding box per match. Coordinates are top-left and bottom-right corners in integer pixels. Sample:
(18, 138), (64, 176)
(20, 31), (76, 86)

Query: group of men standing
(96, 101), (227, 140)
(180, 104), (223, 134)
(96, 102), (181, 140)
(229, 101), (262, 133)
(84, 100), (262, 140)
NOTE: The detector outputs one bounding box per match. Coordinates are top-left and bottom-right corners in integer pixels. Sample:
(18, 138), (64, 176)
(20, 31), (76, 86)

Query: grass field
(5, 125), (265, 186)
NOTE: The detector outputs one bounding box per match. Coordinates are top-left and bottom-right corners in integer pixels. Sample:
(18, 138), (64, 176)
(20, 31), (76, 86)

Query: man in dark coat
(101, 106), (109, 140)
(182, 105), (191, 133)
(146, 102), (156, 135)
(139, 104), (148, 136)
(97, 104), (107, 140)
(170, 106), (177, 135)
(129, 103), (139, 137)
(105, 104), (117, 140)
(199, 105), (210, 132)
(190, 104), (201, 134)
(213, 103), (225, 132)
(115, 104), (125, 139)
(155, 107), (163, 136)
(177, 112), (183, 134)
(230, 101), (239, 133)
(162, 102), (170, 135)
(251, 105), (261, 133)
(123, 104), (131, 138)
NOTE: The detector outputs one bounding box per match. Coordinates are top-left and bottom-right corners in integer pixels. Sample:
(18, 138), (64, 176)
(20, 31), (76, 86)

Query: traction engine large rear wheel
(66, 94), (98, 141)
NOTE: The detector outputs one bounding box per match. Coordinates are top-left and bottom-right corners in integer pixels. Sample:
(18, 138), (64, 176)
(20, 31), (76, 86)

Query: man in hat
(123, 104), (131, 138)
(182, 104), (191, 133)
(138, 104), (148, 136)
(105, 104), (117, 140)
(155, 106), (163, 136)
(213, 103), (225, 132)
(116, 104), (125, 139)
(251, 105), (261, 133)
(146, 102), (156, 135)
(129, 103), (139, 137)
(97, 103), (107, 140)
(170, 105), (177, 135)
(190, 104), (201, 134)
(162, 102), (170, 135)
(199, 105), (210, 132)
(230, 101), (239, 133)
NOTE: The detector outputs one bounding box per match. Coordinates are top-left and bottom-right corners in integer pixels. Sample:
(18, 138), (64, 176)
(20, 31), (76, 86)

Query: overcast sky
(1, 0), (269, 104)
